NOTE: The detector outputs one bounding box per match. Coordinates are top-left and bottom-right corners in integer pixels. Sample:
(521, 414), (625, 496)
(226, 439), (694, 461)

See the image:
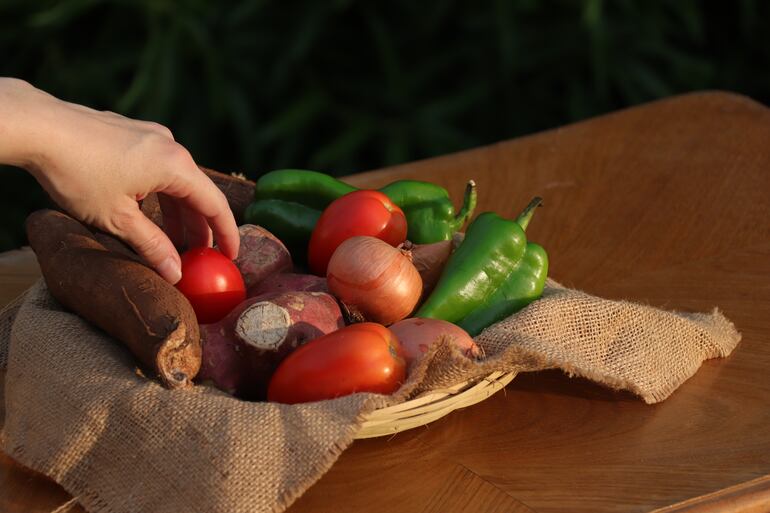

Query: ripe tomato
(307, 190), (407, 275)
(267, 323), (406, 404)
(176, 247), (246, 324)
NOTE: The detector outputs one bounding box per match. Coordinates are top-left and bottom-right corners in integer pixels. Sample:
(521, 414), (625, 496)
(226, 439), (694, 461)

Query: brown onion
(327, 236), (422, 325)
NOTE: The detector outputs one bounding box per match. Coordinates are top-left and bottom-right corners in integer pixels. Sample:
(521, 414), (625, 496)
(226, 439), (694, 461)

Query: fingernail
(158, 257), (182, 284)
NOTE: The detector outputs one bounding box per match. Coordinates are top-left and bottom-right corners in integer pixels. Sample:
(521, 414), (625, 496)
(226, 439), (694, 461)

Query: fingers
(181, 205), (214, 249)
(160, 151), (240, 260)
(184, 178), (240, 259)
(159, 194), (213, 250)
(159, 193), (214, 252)
(109, 202), (182, 284)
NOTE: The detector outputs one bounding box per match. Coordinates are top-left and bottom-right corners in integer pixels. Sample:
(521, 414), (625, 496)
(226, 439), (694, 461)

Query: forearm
(0, 78), (54, 170)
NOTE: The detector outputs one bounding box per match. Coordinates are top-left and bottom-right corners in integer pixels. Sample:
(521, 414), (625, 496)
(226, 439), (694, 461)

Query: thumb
(109, 206), (182, 284)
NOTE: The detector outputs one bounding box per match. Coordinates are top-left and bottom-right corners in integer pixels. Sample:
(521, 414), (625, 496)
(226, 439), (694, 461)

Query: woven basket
(354, 370), (516, 439)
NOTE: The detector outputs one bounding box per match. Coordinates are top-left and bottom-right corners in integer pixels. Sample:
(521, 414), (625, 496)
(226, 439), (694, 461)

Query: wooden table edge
(650, 474), (770, 513)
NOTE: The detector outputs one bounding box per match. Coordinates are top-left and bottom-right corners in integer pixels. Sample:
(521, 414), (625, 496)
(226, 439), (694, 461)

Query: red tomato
(307, 190), (407, 275)
(176, 247), (246, 323)
(267, 323), (406, 404)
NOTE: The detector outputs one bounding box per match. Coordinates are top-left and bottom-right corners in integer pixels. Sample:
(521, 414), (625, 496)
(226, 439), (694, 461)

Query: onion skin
(409, 240), (453, 299)
(389, 317), (482, 365)
(327, 236), (422, 326)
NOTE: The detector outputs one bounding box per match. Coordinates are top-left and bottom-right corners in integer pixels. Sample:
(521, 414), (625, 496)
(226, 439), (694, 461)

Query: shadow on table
(508, 369), (640, 403)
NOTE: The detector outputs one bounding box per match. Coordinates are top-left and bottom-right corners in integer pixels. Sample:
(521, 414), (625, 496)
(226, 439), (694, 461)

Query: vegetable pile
(27, 167), (547, 404)
(183, 169), (547, 404)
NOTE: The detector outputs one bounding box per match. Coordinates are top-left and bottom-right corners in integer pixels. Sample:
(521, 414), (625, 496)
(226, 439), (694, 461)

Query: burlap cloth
(0, 279), (740, 513)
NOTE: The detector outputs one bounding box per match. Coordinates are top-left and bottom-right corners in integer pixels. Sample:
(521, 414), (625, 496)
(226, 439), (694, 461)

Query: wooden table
(2, 92), (770, 513)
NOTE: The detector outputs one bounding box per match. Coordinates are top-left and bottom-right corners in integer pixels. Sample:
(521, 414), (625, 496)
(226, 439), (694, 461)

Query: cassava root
(26, 209), (202, 388)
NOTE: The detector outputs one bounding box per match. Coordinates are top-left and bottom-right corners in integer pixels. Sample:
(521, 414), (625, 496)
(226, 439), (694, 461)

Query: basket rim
(354, 371), (516, 439)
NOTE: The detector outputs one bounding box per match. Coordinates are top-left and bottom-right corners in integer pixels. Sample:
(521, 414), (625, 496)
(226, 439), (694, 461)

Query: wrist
(0, 78), (58, 172)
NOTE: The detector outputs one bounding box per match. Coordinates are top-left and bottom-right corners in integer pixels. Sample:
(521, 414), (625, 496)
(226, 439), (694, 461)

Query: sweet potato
(198, 291), (344, 398)
(93, 231), (143, 263)
(389, 318), (481, 366)
(233, 224), (293, 289)
(247, 272), (328, 298)
(26, 210), (201, 388)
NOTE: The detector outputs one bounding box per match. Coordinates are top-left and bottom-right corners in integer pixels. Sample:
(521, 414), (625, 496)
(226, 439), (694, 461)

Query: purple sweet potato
(247, 272), (328, 298)
(389, 317), (481, 366)
(233, 224), (293, 289)
(198, 291), (344, 399)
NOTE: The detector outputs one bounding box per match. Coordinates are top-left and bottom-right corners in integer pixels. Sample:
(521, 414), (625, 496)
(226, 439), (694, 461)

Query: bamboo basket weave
(355, 371), (516, 439)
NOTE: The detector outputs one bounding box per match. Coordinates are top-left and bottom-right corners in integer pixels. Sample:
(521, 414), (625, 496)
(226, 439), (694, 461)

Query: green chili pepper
(243, 199), (320, 265)
(457, 199), (549, 336)
(458, 242), (548, 336)
(254, 169), (356, 210)
(415, 197), (543, 324)
(251, 169), (476, 244)
(380, 180), (477, 243)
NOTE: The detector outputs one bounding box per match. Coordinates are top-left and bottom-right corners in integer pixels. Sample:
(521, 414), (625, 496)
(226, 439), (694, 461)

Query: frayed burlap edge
(404, 281), (741, 404)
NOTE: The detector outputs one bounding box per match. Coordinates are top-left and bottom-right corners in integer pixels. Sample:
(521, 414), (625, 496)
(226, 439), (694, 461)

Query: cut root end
(157, 322), (199, 389)
(235, 301), (291, 351)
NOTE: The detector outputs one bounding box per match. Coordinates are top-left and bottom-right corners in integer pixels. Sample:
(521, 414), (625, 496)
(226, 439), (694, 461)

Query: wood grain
(0, 452), (75, 513)
(651, 475), (770, 513)
(2, 91), (770, 512)
(421, 464), (537, 513)
(0, 247), (40, 307)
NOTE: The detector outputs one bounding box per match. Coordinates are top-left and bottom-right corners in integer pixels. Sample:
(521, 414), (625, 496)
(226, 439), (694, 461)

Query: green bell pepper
(380, 179), (477, 243)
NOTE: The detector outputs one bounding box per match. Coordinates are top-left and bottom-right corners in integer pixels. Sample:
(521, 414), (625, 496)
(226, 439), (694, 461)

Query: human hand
(0, 78), (239, 283)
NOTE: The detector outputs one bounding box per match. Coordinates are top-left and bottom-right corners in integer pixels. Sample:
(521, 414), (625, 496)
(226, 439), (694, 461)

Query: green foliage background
(2, 0), (769, 251)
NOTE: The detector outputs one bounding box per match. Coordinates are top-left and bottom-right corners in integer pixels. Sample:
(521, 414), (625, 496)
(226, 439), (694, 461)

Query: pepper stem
(515, 196), (543, 231)
(452, 180), (478, 230)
